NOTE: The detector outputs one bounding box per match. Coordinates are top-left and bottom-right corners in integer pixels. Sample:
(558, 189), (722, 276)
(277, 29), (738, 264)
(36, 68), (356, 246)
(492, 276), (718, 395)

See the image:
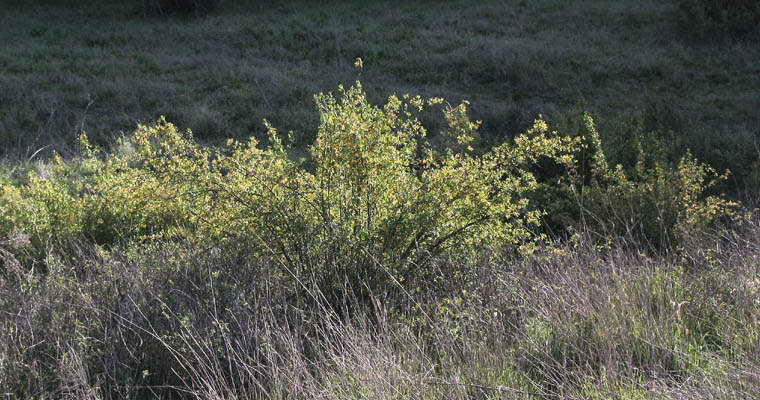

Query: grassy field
(2, 0), (759, 180)
(2, 1), (760, 398)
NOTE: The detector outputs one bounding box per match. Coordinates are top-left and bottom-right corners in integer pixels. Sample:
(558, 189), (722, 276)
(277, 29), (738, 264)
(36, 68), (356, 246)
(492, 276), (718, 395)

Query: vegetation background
(2, 0), (758, 184)
(1, 0), (759, 398)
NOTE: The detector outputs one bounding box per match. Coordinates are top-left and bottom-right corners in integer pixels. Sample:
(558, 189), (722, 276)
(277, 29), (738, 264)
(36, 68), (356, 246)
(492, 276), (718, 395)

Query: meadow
(2, 0), (758, 178)
(1, 0), (759, 398)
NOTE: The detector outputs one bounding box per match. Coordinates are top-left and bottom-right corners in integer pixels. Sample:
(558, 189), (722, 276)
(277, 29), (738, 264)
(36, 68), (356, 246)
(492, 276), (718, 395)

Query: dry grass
(2, 220), (759, 398)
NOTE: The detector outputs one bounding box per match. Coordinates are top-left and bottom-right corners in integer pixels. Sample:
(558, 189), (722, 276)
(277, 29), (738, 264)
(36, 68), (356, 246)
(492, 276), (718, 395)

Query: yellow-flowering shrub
(128, 83), (576, 293)
(0, 140), (188, 270)
(0, 82), (739, 285)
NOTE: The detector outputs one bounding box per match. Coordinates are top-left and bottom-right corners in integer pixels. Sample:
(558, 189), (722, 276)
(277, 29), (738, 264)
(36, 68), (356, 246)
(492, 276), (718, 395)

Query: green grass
(2, 0), (758, 182)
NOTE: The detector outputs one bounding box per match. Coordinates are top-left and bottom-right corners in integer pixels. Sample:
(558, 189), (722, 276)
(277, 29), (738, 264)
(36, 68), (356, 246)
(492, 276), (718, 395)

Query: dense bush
(536, 110), (738, 249)
(126, 83), (576, 299)
(1, 83), (577, 296)
(0, 146), (179, 271)
(678, 0), (760, 40)
(0, 82), (739, 279)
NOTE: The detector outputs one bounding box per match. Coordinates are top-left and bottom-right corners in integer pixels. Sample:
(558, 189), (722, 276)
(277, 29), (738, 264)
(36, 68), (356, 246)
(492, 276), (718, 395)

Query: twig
(28, 144), (51, 162)
(79, 94), (95, 136)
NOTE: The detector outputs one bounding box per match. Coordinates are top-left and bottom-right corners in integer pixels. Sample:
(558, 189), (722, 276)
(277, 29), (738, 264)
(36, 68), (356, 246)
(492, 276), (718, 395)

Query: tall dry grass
(2, 216), (759, 398)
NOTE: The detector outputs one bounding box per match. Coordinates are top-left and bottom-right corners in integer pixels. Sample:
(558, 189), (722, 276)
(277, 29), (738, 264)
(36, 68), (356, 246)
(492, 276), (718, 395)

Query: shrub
(0, 140), (185, 271)
(0, 82), (576, 299)
(128, 82), (576, 298)
(0, 85), (739, 278)
(536, 111), (738, 249)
